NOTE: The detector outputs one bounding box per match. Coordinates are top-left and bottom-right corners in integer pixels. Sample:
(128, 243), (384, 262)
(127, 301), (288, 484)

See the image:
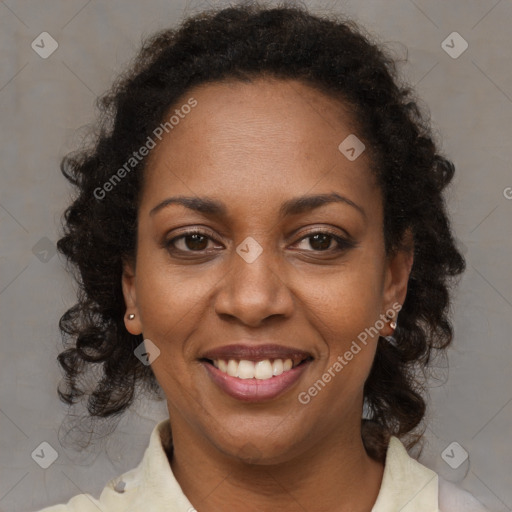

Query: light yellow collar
(371, 436), (439, 512)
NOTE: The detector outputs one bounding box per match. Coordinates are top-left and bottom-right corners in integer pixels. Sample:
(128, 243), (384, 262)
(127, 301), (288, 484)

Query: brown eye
(164, 229), (222, 254)
(294, 231), (355, 253)
(308, 233), (334, 251)
(179, 233), (209, 251)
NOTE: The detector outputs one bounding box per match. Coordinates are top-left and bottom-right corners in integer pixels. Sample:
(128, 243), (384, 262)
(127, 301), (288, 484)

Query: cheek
(136, 265), (205, 407)
(132, 253), (228, 400)
(135, 251), (218, 334)
(299, 258), (385, 336)
(295, 254), (384, 386)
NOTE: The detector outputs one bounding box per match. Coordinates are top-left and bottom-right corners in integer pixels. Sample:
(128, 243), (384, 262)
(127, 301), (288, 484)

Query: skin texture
(122, 77), (414, 512)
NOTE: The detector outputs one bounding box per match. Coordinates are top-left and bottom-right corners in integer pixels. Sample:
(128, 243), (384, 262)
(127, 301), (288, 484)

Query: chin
(207, 421), (312, 466)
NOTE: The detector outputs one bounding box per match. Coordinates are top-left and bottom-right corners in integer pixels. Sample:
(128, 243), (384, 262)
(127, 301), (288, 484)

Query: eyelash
(163, 227), (356, 256)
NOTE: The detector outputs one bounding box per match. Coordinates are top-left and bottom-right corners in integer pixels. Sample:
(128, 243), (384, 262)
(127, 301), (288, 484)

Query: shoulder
(30, 465), (145, 512)
(438, 476), (490, 512)
(30, 419), (176, 512)
(374, 436), (492, 512)
(31, 493), (103, 512)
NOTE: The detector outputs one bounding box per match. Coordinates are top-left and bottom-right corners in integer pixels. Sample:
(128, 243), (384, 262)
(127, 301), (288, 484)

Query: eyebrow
(149, 192), (366, 220)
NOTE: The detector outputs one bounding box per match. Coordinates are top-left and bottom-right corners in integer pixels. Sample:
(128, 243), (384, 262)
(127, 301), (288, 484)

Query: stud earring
(389, 320), (397, 330)
(127, 313), (135, 320)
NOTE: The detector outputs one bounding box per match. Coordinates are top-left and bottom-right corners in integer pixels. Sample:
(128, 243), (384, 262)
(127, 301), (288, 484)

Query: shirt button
(114, 480), (126, 493)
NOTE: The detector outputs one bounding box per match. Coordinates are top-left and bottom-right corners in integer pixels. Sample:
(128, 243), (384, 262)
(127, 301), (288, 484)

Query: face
(122, 77), (412, 464)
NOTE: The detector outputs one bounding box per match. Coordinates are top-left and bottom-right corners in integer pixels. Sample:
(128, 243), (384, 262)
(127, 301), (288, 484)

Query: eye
(164, 228), (223, 254)
(163, 227), (356, 257)
(293, 230), (356, 253)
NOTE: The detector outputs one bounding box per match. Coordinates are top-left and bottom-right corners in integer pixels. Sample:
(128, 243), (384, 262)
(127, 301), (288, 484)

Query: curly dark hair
(56, 1), (465, 461)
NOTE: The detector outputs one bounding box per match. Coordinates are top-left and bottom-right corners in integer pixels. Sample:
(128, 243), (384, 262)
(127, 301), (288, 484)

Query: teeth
(272, 359), (284, 376)
(238, 360), (255, 379)
(255, 360), (273, 380)
(212, 358), (296, 380)
(227, 359), (238, 377)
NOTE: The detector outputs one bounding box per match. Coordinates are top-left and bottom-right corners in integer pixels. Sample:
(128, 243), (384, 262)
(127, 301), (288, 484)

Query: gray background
(0, 0), (511, 511)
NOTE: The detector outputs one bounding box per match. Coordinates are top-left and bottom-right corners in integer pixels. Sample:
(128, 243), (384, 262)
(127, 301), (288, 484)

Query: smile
(211, 358), (299, 380)
(200, 344), (313, 402)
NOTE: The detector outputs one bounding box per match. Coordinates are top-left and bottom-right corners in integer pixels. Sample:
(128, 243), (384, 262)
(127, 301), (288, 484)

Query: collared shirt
(35, 419), (489, 512)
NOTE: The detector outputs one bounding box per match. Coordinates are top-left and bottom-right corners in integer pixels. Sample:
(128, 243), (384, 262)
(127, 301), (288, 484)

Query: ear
(121, 258), (143, 335)
(381, 228), (414, 334)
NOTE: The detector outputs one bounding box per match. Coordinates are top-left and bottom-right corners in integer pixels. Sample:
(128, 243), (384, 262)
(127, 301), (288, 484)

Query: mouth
(199, 344), (313, 402)
(203, 357), (309, 379)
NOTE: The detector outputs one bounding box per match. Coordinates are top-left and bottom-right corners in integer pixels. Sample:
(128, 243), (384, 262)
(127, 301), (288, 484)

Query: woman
(36, 3), (489, 511)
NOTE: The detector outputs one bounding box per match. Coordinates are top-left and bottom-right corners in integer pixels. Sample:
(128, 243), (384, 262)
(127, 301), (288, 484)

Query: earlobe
(121, 260), (143, 335)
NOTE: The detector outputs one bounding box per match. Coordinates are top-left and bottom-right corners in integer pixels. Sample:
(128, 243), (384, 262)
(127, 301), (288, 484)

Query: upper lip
(200, 344), (313, 365)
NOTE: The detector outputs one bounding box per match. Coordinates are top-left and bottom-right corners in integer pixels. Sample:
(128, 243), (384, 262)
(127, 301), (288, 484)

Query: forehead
(141, 77), (379, 215)
(164, 77), (361, 153)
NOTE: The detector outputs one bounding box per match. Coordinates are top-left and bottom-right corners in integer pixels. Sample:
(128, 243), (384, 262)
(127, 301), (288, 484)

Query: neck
(167, 415), (385, 512)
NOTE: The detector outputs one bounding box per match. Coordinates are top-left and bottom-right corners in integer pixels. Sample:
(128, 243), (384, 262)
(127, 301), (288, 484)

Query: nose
(213, 244), (295, 327)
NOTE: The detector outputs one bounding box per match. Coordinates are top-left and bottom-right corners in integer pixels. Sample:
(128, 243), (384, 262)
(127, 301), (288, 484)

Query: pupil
(187, 234), (208, 250)
(311, 234), (331, 251)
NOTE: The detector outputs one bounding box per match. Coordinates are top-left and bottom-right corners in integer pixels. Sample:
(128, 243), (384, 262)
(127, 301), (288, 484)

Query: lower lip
(202, 361), (311, 402)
